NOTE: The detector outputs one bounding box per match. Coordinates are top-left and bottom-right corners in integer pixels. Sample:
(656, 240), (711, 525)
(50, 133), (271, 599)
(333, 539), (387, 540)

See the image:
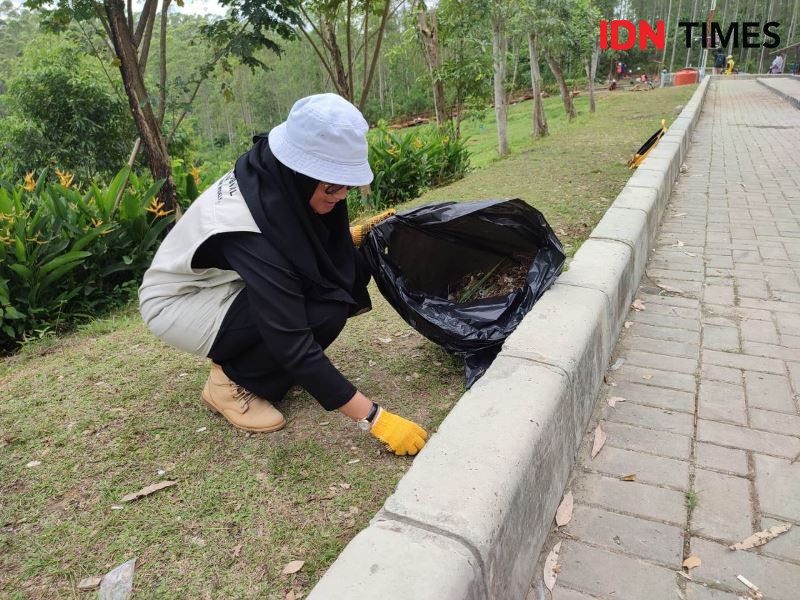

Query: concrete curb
(308, 77), (712, 600)
(753, 75), (800, 109)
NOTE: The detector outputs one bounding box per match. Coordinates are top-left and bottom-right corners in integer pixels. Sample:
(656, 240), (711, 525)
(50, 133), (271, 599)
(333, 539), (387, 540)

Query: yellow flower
(23, 172), (36, 192)
(387, 146), (399, 157)
(55, 169), (74, 189)
(91, 218), (103, 228)
(146, 197), (174, 218)
(442, 136), (450, 145)
(188, 165), (201, 184)
(413, 138), (423, 150)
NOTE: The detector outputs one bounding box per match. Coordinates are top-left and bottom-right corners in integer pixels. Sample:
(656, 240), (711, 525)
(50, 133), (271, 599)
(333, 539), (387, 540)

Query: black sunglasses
(323, 183), (353, 195)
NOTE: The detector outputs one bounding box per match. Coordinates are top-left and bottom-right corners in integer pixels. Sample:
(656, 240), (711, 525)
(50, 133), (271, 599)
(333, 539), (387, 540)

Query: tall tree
(415, 1), (447, 125)
(491, 0), (510, 155)
(296, 0), (396, 110)
(25, 0), (299, 211)
(527, 31), (548, 137)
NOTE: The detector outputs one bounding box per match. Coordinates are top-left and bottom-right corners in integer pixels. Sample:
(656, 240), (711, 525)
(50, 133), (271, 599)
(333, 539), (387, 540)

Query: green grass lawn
(0, 84), (696, 598)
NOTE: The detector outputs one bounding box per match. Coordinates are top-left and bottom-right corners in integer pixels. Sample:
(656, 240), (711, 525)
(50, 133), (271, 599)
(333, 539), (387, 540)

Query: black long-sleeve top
(194, 231), (369, 410)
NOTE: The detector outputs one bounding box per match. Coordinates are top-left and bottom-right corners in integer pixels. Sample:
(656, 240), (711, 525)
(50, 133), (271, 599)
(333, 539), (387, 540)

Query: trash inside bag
(361, 198), (565, 387)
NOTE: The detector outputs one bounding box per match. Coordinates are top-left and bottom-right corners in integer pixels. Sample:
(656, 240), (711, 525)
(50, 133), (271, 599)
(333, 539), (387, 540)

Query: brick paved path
(532, 80), (800, 600)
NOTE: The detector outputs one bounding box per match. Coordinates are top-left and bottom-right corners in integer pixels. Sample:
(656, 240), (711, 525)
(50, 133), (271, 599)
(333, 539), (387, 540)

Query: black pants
(207, 240), (372, 410)
(208, 288), (351, 409)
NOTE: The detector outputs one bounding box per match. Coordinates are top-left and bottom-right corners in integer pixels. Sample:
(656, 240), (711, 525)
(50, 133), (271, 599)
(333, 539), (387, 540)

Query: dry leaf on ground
(98, 558), (136, 600)
(555, 491), (573, 527)
(607, 396), (626, 407)
(77, 576), (103, 590)
(683, 556), (702, 570)
(591, 424), (607, 459)
(642, 374), (653, 380)
(631, 299), (646, 311)
(609, 358), (625, 371)
(684, 252), (697, 257)
(25, 460), (41, 468)
(656, 282), (684, 294)
(232, 543), (243, 558)
(120, 480), (177, 503)
(620, 474), (637, 482)
(282, 560), (305, 575)
(674, 240), (685, 247)
(736, 575), (763, 598)
(674, 212), (687, 217)
(624, 321), (634, 329)
(729, 523), (792, 550)
(543, 542), (562, 591)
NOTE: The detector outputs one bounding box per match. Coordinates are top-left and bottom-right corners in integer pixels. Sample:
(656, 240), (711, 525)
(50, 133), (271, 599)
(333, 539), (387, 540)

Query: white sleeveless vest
(138, 171), (260, 356)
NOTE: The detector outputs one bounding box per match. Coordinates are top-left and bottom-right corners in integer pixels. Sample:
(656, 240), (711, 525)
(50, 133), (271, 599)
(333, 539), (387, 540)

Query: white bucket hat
(268, 93), (373, 186)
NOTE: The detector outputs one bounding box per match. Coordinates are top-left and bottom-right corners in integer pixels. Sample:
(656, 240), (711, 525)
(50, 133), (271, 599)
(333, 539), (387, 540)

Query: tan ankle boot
(201, 363), (286, 433)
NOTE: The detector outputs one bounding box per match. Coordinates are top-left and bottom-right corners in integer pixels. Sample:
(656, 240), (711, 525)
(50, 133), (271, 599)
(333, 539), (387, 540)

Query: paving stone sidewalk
(531, 80), (800, 600)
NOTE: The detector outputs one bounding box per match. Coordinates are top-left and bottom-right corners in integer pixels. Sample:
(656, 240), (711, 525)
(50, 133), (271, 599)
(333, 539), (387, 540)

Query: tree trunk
(323, 19), (351, 101)
(728, 0), (741, 55)
(587, 39), (598, 114)
(417, 7), (447, 126)
(492, 12), (509, 156)
(788, 0), (799, 47)
(528, 32), (548, 137)
(104, 0), (176, 213)
(545, 51), (576, 121)
(758, 0), (775, 73)
(669, 0), (684, 73)
(661, 0), (673, 69)
(686, 0), (700, 67)
(358, 0), (390, 111)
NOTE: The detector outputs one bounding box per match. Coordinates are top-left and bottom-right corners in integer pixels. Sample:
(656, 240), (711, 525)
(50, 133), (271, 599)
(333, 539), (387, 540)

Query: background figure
(768, 54), (784, 74)
(725, 55), (735, 76)
(713, 48), (726, 75)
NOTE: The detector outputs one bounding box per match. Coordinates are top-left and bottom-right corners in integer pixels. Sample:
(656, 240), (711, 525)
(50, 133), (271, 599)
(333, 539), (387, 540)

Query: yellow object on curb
(350, 208), (396, 247)
(628, 119), (668, 169)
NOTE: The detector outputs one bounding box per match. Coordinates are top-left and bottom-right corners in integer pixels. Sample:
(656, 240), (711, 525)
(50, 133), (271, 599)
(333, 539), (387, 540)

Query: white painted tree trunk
(492, 13), (509, 156)
(586, 39), (598, 114)
(528, 32), (548, 137)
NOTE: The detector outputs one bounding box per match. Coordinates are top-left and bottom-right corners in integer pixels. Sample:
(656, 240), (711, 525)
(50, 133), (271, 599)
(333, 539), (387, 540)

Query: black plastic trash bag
(361, 198), (565, 387)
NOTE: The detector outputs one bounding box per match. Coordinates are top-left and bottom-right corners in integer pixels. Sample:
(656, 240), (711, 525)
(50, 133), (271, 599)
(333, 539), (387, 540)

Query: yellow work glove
(370, 408), (428, 456)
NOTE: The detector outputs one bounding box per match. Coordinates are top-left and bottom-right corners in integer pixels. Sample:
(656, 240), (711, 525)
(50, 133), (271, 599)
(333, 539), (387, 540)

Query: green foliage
(0, 35), (135, 180)
(0, 167), (172, 350)
(364, 121), (470, 208)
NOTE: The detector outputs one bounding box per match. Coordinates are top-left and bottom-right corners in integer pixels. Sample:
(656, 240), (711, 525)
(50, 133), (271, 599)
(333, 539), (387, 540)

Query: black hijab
(234, 135), (357, 305)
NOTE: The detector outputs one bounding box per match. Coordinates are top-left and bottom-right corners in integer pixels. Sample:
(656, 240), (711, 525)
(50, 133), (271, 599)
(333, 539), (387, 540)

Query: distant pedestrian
(617, 62), (623, 77)
(725, 55), (735, 76)
(768, 54), (784, 74)
(713, 48), (726, 75)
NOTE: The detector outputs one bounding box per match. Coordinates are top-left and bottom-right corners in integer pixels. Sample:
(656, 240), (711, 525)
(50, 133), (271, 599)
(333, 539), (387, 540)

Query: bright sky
(10, 0), (228, 16)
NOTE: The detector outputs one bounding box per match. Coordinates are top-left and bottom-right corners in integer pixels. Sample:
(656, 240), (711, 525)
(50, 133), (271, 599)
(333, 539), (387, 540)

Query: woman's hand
(338, 391), (428, 455)
(369, 408), (428, 456)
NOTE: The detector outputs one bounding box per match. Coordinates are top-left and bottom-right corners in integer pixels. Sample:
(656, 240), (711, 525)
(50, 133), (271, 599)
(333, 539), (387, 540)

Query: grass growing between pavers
(0, 84), (696, 598)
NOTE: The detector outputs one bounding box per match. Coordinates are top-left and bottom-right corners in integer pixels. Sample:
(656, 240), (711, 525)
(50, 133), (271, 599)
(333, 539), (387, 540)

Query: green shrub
(0, 36), (135, 181)
(0, 168), (172, 350)
(364, 121), (470, 209)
